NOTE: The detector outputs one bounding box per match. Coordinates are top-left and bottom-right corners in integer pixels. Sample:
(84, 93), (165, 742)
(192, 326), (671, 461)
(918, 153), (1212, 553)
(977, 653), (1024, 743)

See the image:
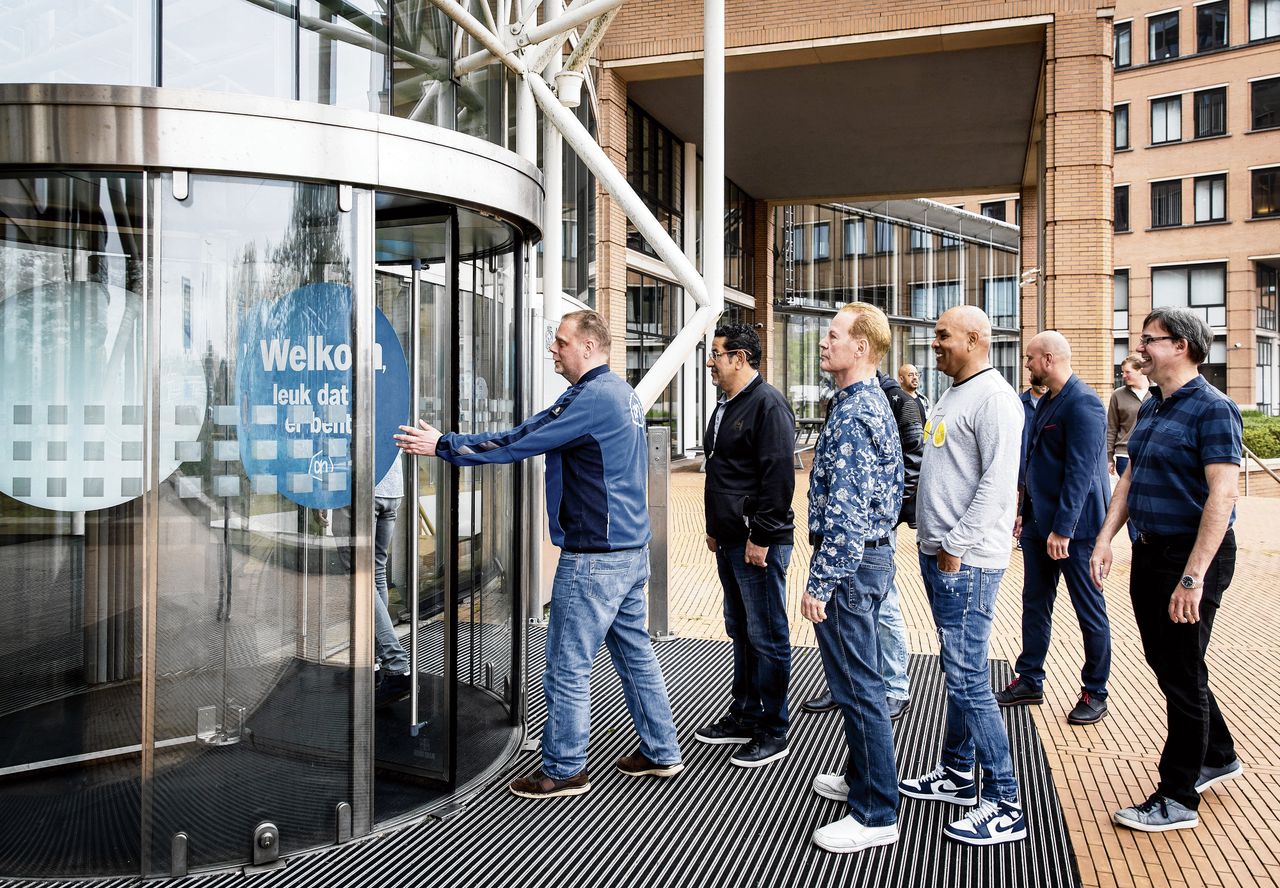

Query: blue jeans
(1114, 456), (1139, 544)
(919, 553), (1018, 803)
(373, 497), (409, 675)
(814, 546), (899, 828)
(716, 542), (793, 737)
(1016, 527), (1111, 696)
(542, 546), (682, 779)
(877, 534), (910, 701)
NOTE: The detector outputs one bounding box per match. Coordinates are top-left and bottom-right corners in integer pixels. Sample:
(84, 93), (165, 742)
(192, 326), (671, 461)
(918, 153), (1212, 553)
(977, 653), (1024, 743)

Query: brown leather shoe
(508, 769), (590, 798)
(616, 751), (684, 778)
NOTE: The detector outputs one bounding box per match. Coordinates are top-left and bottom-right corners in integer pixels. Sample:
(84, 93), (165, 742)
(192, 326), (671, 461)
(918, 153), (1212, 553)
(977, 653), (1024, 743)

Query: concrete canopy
(617, 35), (1045, 203)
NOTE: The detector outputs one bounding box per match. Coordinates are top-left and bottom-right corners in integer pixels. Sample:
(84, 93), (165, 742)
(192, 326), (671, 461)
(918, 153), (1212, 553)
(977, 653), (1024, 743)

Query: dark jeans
(1016, 526), (1111, 696)
(716, 542), (793, 737)
(1114, 456), (1139, 544)
(813, 546), (899, 827)
(1131, 529), (1237, 810)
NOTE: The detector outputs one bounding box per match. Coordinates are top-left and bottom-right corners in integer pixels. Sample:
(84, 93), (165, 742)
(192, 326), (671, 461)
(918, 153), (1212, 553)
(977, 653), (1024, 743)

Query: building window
(1151, 96), (1182, 143)
(1250, 0), (1280, 40)
(983, 277), (1017, 329)
(1253, 77), (1280, 130)
(625, 103), (683, 258)
(1152, 262), (1227, 327)
(1115, 103), (1130, 149)
(724, 178), (755, 293)
(1194, 174), (1227, 222)
(1194, 87), (1227, 137)
(1152, 180), (1182, 227)
(1014, 199), (1022, 226)
(1254, 167), (1280, 218)
(910, 281), (962, 321)
(980, 201), (1007, 222)
(1114, 269), (1130, 332)
(625, 270), (682, 440)
(873, 219), (895, 254)
(939, 233), (961, 250)
(1258, 263), (1279, 330)
(909, 227), (931, 251)
(1149, 11), (1180, 60)
(1115, 21), (1132, 67)
(843, 218), (866, 256)
(1197, 1), (1230, 51)
(1259, 338), (1275, 414)
(813, 222), (830, 260)
(792, 225), (806, 262)
(1115, 185), (1131, 232)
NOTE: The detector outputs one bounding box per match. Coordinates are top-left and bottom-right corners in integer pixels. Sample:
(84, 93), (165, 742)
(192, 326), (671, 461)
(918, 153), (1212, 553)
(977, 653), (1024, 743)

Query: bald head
(1024, 329), (1074, 393)
(932, 305), (994, 382)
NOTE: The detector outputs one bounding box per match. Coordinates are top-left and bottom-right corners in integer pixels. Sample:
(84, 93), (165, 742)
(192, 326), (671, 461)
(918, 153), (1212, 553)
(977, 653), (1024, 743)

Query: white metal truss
(425, 0), (725, 411)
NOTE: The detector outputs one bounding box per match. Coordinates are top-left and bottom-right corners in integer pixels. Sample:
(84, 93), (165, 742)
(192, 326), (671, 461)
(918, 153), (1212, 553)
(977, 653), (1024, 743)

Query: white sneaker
(812, 815), (898, 854)
(812, 772), (849, 802)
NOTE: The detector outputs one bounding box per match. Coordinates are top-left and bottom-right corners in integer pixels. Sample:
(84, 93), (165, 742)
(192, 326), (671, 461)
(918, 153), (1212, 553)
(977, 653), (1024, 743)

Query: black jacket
(877, 371), (923, 528)
(703, 375), (796, 546)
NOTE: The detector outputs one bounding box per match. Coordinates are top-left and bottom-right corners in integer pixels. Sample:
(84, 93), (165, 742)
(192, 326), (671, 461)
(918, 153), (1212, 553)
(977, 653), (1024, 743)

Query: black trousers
(1130, 529), (1237, 809)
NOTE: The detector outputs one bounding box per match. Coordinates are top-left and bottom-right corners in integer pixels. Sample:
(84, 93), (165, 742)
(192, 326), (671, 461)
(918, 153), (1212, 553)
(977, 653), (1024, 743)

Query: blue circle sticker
(237, 283), (409, 509)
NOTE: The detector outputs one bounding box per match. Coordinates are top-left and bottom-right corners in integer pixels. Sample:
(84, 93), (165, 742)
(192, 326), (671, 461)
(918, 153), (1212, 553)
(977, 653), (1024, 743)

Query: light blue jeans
(373, 497), (409, 675)
(877, 533), (910, 702)
(919, 553), (1019, 803)
(541, 546), (682, 779)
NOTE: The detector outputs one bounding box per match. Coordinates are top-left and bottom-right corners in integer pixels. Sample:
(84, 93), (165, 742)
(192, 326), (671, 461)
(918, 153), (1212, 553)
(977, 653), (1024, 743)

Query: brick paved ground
(665, 466), (1280, 888)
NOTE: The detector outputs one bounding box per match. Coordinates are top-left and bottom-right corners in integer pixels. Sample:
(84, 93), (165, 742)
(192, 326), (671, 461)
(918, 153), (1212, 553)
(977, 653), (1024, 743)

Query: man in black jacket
(801, 367), (923, 721)
(694, 324), (797, 768)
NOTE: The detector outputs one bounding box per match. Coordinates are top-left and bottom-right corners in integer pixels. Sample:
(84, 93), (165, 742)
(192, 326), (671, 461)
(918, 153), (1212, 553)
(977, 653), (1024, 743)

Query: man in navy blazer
(996, 331), (1113, 725)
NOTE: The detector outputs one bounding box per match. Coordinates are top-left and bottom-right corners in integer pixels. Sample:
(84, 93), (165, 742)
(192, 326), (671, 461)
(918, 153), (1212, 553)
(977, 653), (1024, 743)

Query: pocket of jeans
(974, 568), (1004, 615)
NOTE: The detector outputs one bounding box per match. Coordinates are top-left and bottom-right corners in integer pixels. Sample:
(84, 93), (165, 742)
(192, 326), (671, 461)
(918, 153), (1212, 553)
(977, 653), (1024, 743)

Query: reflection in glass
(151, 175), (360, 874)
(162, 0), (296, 97)
(626, 270), (681, 447)
(0, 0), (153, 86)
(300, 0), (388, 112)
(0, 172), (148, 877)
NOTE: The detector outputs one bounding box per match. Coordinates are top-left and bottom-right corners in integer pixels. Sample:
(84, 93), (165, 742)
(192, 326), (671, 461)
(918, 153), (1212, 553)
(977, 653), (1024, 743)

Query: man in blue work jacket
(395, 309), (682, 798)
(996, 331), (1112, 725)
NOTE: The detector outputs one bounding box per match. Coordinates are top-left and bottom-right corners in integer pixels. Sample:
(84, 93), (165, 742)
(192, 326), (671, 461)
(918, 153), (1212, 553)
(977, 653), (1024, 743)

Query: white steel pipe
(526, 73), (721, 410)
(427, 0), (525, 75)
(521, 0), (626, 45)
(565, 6), (619, 72)
(542, 0), (565, 322)
(703, 0), (725, 334)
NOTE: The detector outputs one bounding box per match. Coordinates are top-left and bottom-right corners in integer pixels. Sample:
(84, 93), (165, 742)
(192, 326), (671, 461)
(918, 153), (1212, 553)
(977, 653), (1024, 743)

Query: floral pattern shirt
(806, 377), (904, 602)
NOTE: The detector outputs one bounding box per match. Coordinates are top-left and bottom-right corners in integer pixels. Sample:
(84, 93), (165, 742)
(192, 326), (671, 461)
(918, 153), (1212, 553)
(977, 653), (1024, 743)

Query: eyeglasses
(709, 349), (744, 361)
(1137, 335), (1177, 347)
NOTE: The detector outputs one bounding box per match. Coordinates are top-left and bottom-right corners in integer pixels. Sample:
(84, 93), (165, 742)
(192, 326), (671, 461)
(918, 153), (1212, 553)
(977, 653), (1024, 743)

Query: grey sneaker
(887, 697), (911, 722)
(1113, 794), (1199, 832)
(1196, 758), (1244, 793)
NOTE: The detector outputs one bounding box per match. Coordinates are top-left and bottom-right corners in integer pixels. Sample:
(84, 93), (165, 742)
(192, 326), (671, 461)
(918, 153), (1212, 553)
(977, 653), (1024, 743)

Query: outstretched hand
(395, 420), (443, 457)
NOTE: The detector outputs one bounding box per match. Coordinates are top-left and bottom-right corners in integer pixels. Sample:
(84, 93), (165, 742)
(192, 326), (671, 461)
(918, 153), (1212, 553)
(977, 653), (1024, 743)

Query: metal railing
(1242, 443), (1280, 496)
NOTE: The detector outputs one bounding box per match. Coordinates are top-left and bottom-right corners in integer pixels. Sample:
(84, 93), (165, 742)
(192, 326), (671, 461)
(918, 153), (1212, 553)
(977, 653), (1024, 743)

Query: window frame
(812, 221), (831, 261)
(1252, 76), (1280, 131)
(979, 201), (1007, 222)
(1115, 185), (1131, 232)
(1148, 10), (1181, 61)
(1193, 86), (1227, 138)
(1193, 173), (1227, 223)
(1250, 0), (1280, 41)
(1196, 0), (1230, 51)
(1151, 179), (1183, 228)
(1151, 94), (1183, 144)
(1253, 166), (1280, 218)
(1115, 20), (1133, 68)
(1115, 103), (1131, 149)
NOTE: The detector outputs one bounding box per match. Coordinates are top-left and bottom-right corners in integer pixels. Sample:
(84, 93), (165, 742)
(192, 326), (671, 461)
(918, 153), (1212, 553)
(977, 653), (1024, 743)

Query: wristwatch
(1180, 574), (1202, 590)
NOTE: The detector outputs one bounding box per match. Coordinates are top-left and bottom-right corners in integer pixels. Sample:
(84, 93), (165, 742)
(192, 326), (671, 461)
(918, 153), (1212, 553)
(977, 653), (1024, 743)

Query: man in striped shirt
(1091, 306), (1244, 833)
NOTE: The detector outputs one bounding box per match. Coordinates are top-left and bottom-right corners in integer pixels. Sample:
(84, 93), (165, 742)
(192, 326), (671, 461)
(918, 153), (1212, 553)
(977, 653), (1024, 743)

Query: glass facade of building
(774, 202), (1021, 419)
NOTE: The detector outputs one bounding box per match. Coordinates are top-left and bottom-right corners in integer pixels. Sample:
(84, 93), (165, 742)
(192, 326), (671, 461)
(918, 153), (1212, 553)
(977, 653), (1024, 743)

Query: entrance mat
(4, 631), (1080, 888)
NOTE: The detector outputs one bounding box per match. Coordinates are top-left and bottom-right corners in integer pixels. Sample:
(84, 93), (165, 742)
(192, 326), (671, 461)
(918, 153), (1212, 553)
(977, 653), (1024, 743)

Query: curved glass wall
(0, 170), (526, 877)
(0, 0), (514, 149)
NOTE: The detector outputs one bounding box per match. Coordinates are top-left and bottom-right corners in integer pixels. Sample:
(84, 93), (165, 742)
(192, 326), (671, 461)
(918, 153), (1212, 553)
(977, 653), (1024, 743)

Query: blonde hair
(1120, 352), (1144, 371)
(562, 309), (611, 352)
(838, 302), (891, 361)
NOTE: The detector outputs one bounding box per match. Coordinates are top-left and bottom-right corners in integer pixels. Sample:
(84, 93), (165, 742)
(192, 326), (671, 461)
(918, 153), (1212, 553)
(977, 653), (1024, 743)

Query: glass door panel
(0, 171), (148, 877)
(150, 175), (360, 874)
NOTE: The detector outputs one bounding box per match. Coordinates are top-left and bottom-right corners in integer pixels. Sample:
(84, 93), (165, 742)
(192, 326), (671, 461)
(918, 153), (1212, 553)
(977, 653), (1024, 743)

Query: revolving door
(0, 158), (531, 878)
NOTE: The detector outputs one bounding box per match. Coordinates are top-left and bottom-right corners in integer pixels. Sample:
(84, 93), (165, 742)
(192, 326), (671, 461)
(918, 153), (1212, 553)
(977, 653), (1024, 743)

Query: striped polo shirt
(1126, 374), (1241, 536)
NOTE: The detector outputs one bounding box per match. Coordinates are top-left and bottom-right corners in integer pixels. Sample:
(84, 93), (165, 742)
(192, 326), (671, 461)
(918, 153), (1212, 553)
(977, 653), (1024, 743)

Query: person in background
(1106, 353), (1149, 544)
(899, 363), (930, 421)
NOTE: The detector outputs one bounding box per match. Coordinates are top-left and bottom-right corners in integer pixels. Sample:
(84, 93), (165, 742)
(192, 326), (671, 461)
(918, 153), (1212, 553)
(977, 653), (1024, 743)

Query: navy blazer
(1022, 374), (1111, 540)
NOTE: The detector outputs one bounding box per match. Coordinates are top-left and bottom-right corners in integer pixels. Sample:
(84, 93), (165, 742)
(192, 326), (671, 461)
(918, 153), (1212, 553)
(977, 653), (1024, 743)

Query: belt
(1135, 531), (1198, 546)
(809, 533), (891, 548)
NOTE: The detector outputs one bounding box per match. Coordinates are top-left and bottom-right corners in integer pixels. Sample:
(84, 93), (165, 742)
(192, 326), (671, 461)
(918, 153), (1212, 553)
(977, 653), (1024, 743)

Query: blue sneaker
(898, 764), (978, 806)
(944, 798), (1027, 845)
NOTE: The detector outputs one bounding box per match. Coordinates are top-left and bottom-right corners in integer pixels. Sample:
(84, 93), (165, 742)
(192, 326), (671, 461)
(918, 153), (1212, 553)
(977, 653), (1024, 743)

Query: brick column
(751, 199), (776, 381)
(1042, 12), (1114, 397)
(595, 67), (631, 378)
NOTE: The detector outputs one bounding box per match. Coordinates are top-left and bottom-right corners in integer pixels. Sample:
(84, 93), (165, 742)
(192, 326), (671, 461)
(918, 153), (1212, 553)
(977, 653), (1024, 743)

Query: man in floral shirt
(803, 302), (904, 854)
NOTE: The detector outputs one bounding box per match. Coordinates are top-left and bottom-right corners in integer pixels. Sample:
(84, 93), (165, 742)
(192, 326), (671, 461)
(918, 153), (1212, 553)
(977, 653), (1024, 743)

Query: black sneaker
(1066, 691), (1108, 725)
(694, 714), (754, 745)
(730, 734), (789, 769)
(994, 676), (1043, 707)
(801, 692), (837, 713)
(375, 671), (412, 707)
